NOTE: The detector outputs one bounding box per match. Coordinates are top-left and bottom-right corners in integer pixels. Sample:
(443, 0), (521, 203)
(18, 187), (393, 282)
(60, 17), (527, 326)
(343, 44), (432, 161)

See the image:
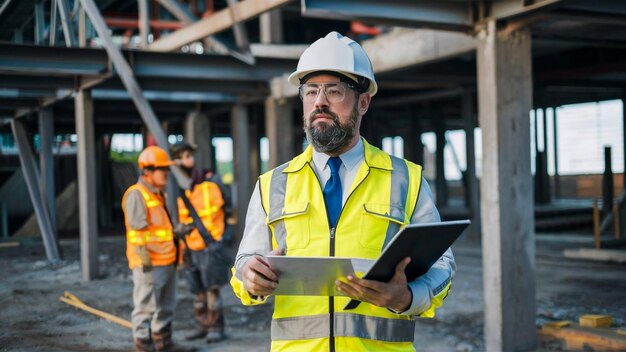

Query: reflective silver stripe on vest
(272, 313), (415, 342)
(335, 313), (415, 342)
(268, 163), (289, 250)
(383, 157), (410, 249)
(271, 314), (330, 340)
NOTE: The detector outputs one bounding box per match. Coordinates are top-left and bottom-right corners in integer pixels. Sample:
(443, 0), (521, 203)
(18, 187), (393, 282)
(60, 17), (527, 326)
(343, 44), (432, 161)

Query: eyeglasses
(299, 82), (356, 104)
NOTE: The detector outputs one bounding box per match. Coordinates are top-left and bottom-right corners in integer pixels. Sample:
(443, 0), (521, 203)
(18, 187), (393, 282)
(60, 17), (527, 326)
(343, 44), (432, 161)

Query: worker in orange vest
(122, 146), (195, 352)
(171, 142), (229, 343)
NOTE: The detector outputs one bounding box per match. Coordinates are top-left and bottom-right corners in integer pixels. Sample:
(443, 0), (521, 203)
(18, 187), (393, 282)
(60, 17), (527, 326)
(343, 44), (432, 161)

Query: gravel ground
(0, 235), (624, 351)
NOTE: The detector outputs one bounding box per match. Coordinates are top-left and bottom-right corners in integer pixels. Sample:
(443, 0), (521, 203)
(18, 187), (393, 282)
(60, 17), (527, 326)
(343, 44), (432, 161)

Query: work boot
(134, 337), (154, 352)
(193, 295), (209, 327)
(205, 309), (225, 343)
(152, 325), (196, 352)
(185, 299), (208, 340)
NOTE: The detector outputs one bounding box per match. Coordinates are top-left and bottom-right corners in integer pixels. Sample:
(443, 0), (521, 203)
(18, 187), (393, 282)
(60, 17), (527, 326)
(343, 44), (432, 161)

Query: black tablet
(343, 219), (470, 310)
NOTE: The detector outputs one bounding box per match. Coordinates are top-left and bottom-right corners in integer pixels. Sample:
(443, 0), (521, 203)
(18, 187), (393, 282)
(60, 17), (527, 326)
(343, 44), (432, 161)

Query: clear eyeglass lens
(300, 83), (347, 103)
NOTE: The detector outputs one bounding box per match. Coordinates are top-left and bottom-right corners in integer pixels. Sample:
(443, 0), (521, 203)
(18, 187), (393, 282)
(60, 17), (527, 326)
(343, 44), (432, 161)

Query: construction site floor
(0, 235), (624, 351)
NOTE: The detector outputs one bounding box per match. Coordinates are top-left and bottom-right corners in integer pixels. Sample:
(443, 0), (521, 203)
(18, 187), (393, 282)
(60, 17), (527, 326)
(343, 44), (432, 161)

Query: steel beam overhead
(57, 0), (77, 47)
(0, 44), (109, 76)
(11, 118), (61, 263)
(362, 29), (476, 74)
(92, 89), (238, 102)
(301, 0), (473, 32)
(490, 0), (565, 22)
(149, 0), (292, 52)
(154, 0), (255, 64)
(0, 43), (294, 81)
(101, 77), (266, 94)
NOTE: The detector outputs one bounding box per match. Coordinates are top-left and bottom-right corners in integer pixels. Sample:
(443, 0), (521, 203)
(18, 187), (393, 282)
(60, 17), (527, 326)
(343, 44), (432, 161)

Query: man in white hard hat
(230, 31), (455, 351)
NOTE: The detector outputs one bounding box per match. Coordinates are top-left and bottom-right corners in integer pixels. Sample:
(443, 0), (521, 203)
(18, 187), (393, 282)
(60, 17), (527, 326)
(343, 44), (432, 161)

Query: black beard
(304, 106), (358, 154)
(181, 165), (193, 178)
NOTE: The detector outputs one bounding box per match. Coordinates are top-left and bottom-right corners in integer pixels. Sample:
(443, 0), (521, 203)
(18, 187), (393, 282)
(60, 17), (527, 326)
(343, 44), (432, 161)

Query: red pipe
(104, 17), (184, 30)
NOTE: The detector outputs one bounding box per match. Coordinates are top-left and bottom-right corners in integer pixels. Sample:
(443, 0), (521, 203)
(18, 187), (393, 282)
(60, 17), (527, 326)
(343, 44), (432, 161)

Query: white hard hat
(288, 31), (378, 97)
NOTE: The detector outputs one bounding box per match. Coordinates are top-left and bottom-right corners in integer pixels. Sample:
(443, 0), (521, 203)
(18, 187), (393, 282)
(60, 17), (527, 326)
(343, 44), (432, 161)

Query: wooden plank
(149, 0), (293, 52)
(539, 324), (626, 351)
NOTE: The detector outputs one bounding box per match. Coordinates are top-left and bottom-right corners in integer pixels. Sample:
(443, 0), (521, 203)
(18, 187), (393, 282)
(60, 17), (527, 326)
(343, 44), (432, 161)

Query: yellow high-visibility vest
(231, 139), (451, 351)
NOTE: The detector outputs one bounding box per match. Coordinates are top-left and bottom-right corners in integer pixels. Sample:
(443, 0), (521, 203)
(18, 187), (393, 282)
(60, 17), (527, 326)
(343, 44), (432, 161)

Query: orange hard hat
(137, 146), (176, 169)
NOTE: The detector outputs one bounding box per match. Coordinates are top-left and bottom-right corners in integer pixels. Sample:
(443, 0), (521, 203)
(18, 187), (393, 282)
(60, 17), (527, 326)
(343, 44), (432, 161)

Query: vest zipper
(329, 226), (336, 352)
(308, 162), (370, 352)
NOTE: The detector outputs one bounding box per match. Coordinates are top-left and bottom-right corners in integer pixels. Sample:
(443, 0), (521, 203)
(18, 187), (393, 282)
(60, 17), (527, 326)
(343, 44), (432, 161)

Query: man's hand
(336, 257), (412, 312)
(241, 248), (284, 297)
(173, 223), (195, 238)
(136, 245), (153, 272)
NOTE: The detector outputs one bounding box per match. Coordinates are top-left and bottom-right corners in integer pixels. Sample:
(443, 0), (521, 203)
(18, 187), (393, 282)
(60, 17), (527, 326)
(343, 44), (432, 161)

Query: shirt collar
(312, 137), (364, 172)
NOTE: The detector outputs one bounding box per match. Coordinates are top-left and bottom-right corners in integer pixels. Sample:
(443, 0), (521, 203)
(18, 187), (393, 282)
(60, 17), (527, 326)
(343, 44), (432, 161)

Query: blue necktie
(323, 157), (343, 228)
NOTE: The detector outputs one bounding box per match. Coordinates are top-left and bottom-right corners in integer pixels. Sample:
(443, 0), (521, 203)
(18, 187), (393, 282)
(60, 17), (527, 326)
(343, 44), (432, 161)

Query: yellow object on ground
(543, 321), (572, 330)
(580, 314), (613, 328)
(59, 291), (131, 329)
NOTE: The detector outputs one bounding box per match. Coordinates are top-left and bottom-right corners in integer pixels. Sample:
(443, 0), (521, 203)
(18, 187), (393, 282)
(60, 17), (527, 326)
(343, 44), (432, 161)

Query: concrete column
(412, 107), (425, 166)
(260, 9), (283, 44)
(39, 107), (57, 236)
(184, 110), (214, 170)
(96, 134), (113, 227)
(463, 91), (481, 239)
(435, 125), (448, 206)
(403, 109), (417, 164)
(477, 20), (535, 351)
(249, 108), (261, 183)
(265, 97), (294, 169)
(231, 103), (252, 243)
(360, 110), (379, 149)
(11, 119), (61, 263)
(603, 146), (614, 216)
(542, 108), (550, 202)
(75, 89), (99, 281)
(553, 107), (560, 197)
(13, 29), (23, 44)
(533, 109), (539, 155)
(622, 95), (626, 190)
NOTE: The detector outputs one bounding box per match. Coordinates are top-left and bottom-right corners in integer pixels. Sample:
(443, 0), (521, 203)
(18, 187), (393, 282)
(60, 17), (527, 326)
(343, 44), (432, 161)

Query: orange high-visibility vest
(122, 182), (176, 269)
(177, 180), (225, 251)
